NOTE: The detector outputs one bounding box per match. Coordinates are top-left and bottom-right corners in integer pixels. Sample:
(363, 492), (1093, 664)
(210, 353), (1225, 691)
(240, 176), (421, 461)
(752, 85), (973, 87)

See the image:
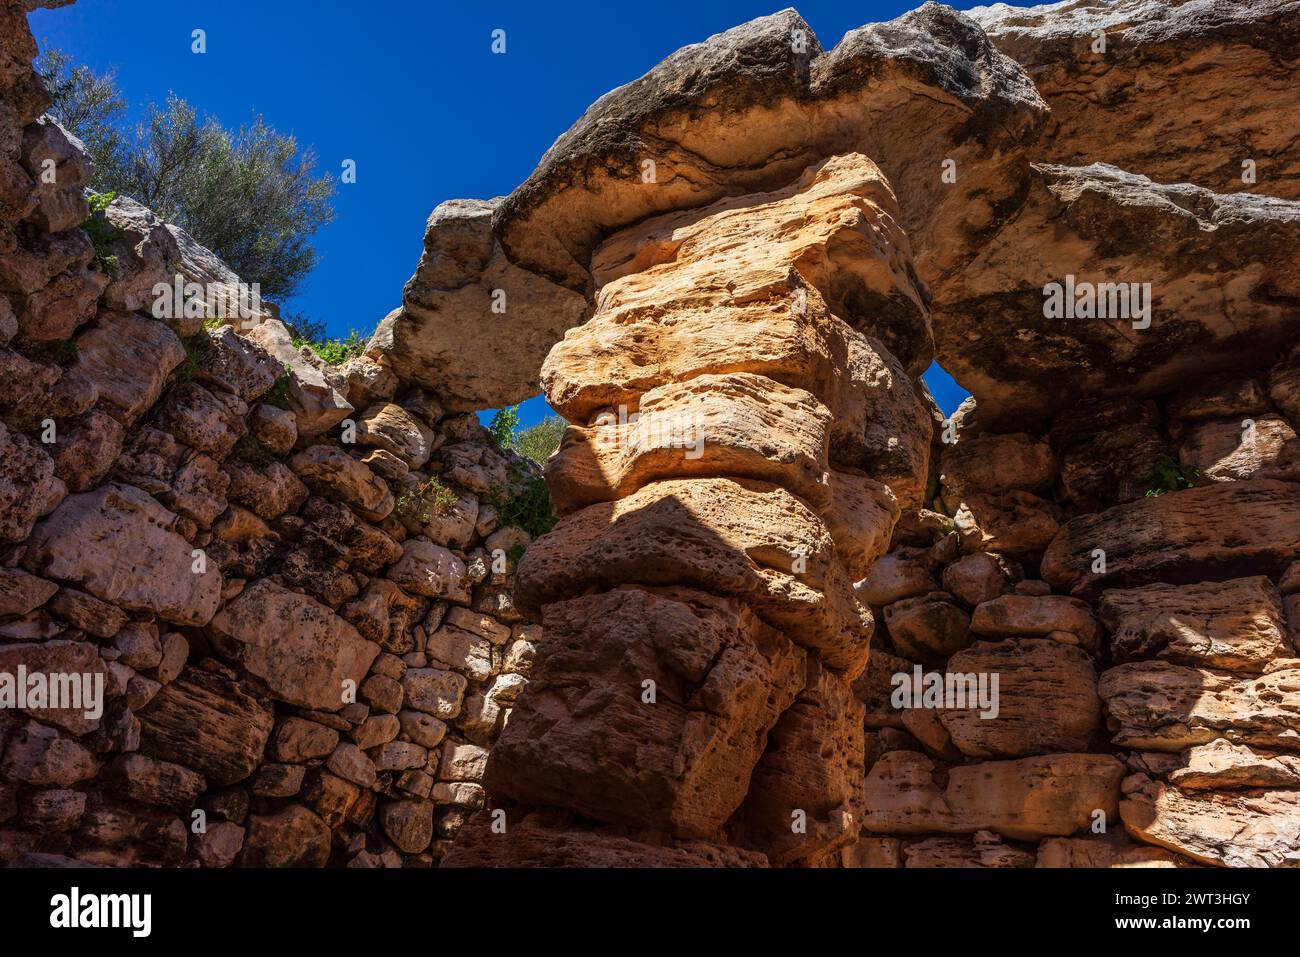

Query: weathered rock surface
(970, 593), (1101, 653)
(486, 587), (804, 838)
(519, 477), (873, 672)
(208, 580), (380, 711)
(1121, 773), (1300, 868)
(932, 164), (1300, 428)
(138, 667), (274, 786)
(737, 660), (864, 865)
(23, 483), (222, 626)
(1180, 414), (1300, 484)
(970, 0), (1300, 201)
(1099, 660), (1300, 751)
(1043, 481), (1300, 596)
(1170, 739), (1300, 791)
(940, 639), (1100, 758)
(862, 750), (1123, 840)
(1099, 577), (1292, 672)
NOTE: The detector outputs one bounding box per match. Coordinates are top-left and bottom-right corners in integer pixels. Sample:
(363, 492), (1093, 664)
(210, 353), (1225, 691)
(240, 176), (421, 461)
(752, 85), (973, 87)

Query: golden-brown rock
(1099, 577), (1292, 673)
(862, 750), (1123, 840)
(483, 587), (805, 839)
(1099, 660), (1300, 751)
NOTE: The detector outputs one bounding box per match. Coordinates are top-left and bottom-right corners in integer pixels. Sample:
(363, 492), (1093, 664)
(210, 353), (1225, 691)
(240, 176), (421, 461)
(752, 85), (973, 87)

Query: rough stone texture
(862, 750), (1124, 840)
(207, 580), (380, 711)
(367, 200), (588, 411)
(1170, 739), (1300, 791)
(737, 660), (865, 865)
(1099, 577), (1292, 672)
(518, 477), (875, 673)
(970, 594), (1100, 653)
(239, 805), (332, 868)
(491, 5), (1045, 298)
(486, 587), (804, 839)
(1043, 481), (1300, 597)
(1180, 414), (1300, 484)
(1099, 660), (1300, 752)
(939, 639), (1100, 759)
(1121, 774), (1300, 868)
(23, 483), (222, 626)
(137, 667), (274, 786)
(932, 163), (1300, 429)
(969, 0), (1300, 201)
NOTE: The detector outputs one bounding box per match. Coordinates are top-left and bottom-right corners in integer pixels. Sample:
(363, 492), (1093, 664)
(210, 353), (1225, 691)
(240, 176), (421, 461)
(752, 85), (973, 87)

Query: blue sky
(30, 0), (973, 424)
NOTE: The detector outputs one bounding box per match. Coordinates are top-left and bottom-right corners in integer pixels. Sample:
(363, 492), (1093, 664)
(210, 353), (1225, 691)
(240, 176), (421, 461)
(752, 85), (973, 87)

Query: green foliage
(291, 329), (366, 367)
(505, 543), (527, 565)
(82, 190), (120, 276)
(512, 414), (567, 465)
(263, 373), (293, 410)
(281, 311), (327, 344)
(1144, 455), (1200, 497)
(36, 47), (125, 176)
(231, 433), (280, 468)
(488, 405), (521, 450)
(486, 475), (556, 539)
(171, 328), (212, 385)
(40, 49), (336, 300)
(395, 476), (460, 526)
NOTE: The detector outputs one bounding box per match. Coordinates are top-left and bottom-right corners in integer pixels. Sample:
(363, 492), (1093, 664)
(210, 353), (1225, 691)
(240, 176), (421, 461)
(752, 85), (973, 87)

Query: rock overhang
(371, 2), (1049, 410)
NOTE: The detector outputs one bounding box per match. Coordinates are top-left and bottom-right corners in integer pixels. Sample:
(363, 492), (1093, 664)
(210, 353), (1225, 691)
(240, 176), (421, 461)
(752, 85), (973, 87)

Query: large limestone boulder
(542, 155), (931, 425)
(939, 638), (1100, 758)
(1170, 739), (1300, 791)
(932, 164), (1300, 428)
(861, 750), (1124, 840)
(1042, 480), (1300, 596)
(1099, 577), (1292, 673)
(1121, 774), (1300, 868)
(366, 201), (587, 412)
(1179, 414), (1300, 484)
(207, 580), (380, 711)
(515, 477), (873, 672)
(137, 666), (274, 786)
(99, 195), (180, 313)
(23, 483), (222, 626)
(289, 445), (394, 521)
(239, 805), (331, 868)
(246, 319), (352, 437)
(969, 0), (1300, 201)
(69, 311), (185, 425)
(485, 587), (805, 839)
(1099, 660), (1300, 751)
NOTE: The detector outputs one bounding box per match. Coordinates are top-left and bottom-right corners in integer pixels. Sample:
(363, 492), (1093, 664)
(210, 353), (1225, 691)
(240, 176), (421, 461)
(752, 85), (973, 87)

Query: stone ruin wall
(3, 0), (1300, 868)
(1, 1), (537, 866)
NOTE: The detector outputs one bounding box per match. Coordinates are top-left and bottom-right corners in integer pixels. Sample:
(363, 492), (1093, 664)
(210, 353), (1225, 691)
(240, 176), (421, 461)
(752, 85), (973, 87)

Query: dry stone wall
(0, 2), (542, 867)
(4, 0), (1300, 869)
(857, 360), (1300, 867)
